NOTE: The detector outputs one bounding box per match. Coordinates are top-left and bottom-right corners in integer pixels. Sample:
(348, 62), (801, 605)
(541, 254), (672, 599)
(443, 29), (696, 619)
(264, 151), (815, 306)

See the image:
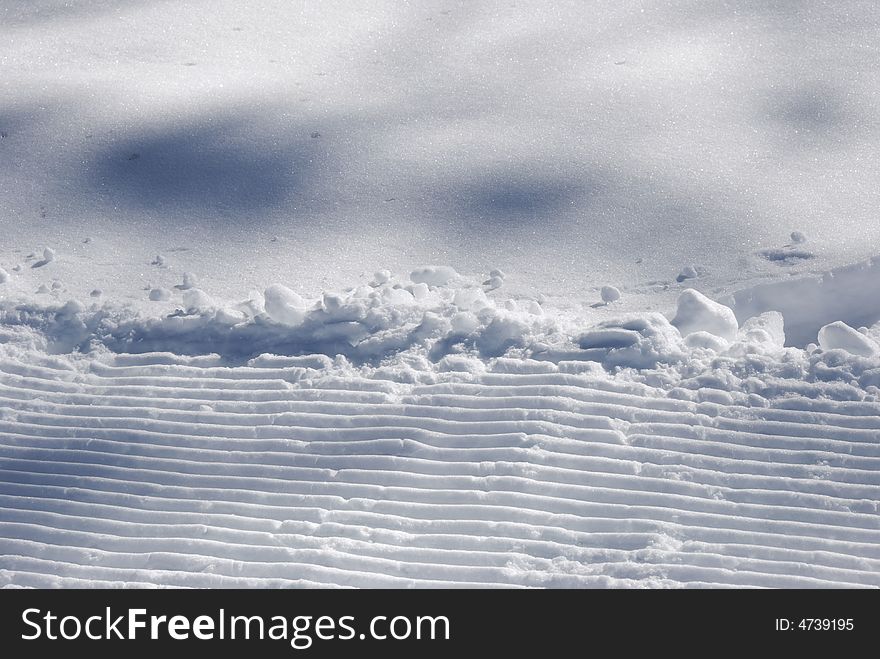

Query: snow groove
(1, 348), (878, 588)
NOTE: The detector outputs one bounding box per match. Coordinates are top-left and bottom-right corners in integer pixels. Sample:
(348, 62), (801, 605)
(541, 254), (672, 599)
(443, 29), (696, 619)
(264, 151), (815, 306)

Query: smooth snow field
(2, 1), (880, 588)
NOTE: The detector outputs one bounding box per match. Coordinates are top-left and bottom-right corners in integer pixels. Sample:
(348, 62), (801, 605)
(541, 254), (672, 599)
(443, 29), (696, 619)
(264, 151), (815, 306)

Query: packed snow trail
(1, 271), (879, 588)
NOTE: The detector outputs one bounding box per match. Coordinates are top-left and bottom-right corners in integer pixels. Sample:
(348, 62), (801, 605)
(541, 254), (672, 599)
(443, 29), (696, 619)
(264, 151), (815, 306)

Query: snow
(2, 1), (880, 589)
(148, 287), (172, 302)
(263, 284), (308, 327)
(410, 266), (460, 288)
(671, 289), (739, 342)
(677, 266), (699, 283)
(818, 321), (879, 358)
(2, 291), (880, 587)
(725, 255), (880, 347)
(600, 286), (621, 303)
(177, 272), (198, 291)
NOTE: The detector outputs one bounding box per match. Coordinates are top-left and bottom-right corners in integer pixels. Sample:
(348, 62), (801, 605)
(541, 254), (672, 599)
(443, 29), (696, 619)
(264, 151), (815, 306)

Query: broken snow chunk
(410, 265), (459, 287)
(182, 288), (214, 311)
(738, 311), (785, 348)
(451, 311), (479, 335)
(671, 289), (738, 341)
(264, 283), (308, 326)
(215, 308), (247, 326)
(600, 285), (621, 303)
(408, 282), (430, 300)
(579, 328), (640, 350)
(683, 331), (729, 352)
(676, 265), (698, 282)
(523, 299), (543, 315)
(453, 287), (489, 311)
(371, 269), (391, 286)
(818, 321), (879, 357)
(790, 231), (807, 244)
(476, 316), (530, 356)
(483, 275), (504, 290)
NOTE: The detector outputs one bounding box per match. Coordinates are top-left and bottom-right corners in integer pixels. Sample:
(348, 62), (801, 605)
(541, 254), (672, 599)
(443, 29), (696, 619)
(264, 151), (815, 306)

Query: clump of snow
(264, 284), (308, 326)
(0, 268), (8, 284)
(676, 265), (698, 282)
(578, 313), (687, 369)
(42, 247), (56, 263)
(409, 282), (430, 300)
(522, 299), (542, 315)
(450, 311), (479, 335)
(90, 289), (102, 297)
(818, 321), (879, 357)
(151, 254), (166, 266)
(483, 275), (504, 291)
(453, 287), (490, 311)
(682, 331), (729, 353)
(371, 270), (391, 286)
(738, 311), (785, 349)
(437, 354), (486, 373)
(148, 287), (172, 302)
(791, 231), (807, 244)
(182, 288), (215, 311)
(410, 266), (459, 287)
(600, 285), (621, 303)
(177, 272), (198, 290)
(483, 269), (506, 291)
(36, 284), (51, 294)
(671, 289), (738, 341)
(475, 314), (530, 357)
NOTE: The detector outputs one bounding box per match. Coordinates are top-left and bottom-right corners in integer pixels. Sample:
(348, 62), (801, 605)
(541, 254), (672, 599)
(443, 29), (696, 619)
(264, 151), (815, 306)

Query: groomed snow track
(1, 348), (879, 589)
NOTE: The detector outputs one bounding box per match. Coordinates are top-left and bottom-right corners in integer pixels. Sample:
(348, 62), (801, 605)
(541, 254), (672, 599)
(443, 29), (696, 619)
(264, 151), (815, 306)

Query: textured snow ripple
(0, 337), (878, 588)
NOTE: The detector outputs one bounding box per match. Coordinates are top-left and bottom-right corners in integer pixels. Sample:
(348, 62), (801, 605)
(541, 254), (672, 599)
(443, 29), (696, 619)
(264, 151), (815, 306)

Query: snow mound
(671, 289), (738, 341)
(264, 284), (307, 327)
(410, 266), (459, 287)
(737, 311), (786, 350)
(818, 321), (879, 357)
(3, 268), (880, 377)
(577, 313), (686, 369)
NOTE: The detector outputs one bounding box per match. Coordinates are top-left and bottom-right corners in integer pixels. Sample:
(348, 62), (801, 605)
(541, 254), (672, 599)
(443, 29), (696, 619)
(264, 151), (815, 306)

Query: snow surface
(1, 270), (880, 588)
(2, 1), (880, 589)
(3, 1), (880, 308)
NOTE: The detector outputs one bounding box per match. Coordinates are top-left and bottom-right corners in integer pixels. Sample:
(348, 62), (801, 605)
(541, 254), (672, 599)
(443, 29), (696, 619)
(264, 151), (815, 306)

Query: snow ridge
(1, 338), (879, 588)
(2, 268), (880, 588)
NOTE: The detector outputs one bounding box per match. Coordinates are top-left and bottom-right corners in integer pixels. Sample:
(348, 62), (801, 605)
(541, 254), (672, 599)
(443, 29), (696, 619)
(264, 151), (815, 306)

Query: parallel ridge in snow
(1, 346), (878, 588)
